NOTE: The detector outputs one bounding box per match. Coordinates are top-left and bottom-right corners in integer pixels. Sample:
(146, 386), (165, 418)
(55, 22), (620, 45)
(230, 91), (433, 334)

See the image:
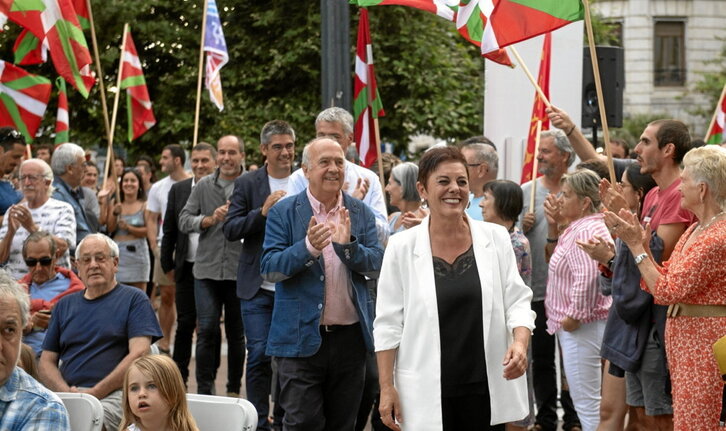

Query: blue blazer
(260, 190), (383, 357)
(222, 168), (271, 300)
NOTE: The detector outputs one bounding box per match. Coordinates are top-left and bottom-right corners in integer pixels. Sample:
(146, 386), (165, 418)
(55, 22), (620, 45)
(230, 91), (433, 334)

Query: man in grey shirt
(179, 135), (245, 396)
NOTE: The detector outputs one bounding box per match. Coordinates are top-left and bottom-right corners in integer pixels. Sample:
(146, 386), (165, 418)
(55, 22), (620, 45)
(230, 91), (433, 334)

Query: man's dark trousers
(277, 324), (367, 431)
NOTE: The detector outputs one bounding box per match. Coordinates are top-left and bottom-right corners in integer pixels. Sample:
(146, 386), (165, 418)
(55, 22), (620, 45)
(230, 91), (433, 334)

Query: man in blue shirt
(0, 269), (70, 430)
(39, 234), (162, 431)
(51, 143), (95, 251)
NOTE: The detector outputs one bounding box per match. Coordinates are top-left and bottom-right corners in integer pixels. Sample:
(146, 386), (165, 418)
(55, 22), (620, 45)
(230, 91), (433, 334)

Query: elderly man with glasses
(18, 231), (84, 356)
(0, 159), (75, 280)
(39, 233), (162, 431)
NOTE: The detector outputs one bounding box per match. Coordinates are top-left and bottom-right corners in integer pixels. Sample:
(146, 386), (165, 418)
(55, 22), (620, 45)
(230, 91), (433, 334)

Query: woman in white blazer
(374, 147), (536, 430)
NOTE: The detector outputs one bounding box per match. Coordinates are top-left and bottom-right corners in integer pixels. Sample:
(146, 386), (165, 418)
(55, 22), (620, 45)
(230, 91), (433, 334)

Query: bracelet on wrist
(546, 237), (558, 244)
(566, 125), (576, 136)
(634, 253), (648, 265)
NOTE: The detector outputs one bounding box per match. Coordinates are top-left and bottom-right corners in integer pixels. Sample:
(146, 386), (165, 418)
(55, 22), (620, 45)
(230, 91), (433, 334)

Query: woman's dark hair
(120, 168), (146, 202)
(482, 180), (524, 222)
(624, 164), (657, 216)
(417, 146), (468, 187)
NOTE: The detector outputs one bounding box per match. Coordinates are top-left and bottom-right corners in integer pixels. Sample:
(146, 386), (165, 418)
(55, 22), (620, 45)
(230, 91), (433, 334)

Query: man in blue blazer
(261, 137), (383, 431)
(223, 120), (296, 430)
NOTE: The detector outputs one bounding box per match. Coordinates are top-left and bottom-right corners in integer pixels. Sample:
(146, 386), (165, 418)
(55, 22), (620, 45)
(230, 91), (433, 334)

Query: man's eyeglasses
(269, 143), (294, 152)
(24, 257), (53, 267)
(19, 174), (46, 183)
(77, 254), (112, 265)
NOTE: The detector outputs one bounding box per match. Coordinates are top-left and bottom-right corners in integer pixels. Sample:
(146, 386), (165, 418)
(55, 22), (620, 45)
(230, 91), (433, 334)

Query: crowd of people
(0, 103), (724, 431)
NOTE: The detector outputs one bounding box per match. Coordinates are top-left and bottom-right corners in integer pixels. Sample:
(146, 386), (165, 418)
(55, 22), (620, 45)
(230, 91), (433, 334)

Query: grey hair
(22, 230), (57, 259)
(561, 168), (602, 213)
(20, 158), (55, 197)
(260, 120), (296, 146)
(301, 137), (342, 169)
(315, 107), (354, 135)
(390, 162), (420, 202)
(541, 130), (576, 167)
(682, 145), (726, 210)
(75, 233), (120, 260)
(51, 143), (85, 176)
(463, 143), (499, 174)
(0, 269), (30, 327)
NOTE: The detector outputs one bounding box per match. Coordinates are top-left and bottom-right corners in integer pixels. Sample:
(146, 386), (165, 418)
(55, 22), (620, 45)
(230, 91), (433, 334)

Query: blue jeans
(194, 278), (245, 394)
(241, 289), (278, 430)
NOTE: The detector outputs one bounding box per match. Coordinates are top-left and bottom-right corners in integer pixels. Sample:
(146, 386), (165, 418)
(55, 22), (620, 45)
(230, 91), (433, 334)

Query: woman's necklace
(696, 211), (725, 233)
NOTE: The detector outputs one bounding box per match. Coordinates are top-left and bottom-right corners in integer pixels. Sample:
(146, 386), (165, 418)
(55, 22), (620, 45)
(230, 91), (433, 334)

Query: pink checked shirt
(545, 213), (612, 334)
(305, 189), (358, 325)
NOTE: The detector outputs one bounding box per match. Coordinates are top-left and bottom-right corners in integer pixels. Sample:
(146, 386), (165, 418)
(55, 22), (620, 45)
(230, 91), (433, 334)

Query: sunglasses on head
(0, 129), (26, 145)
(25, 257), (53, 267)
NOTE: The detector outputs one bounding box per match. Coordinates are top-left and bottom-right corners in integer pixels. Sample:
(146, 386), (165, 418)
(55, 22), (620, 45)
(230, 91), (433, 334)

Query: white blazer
(374, 215), (536, 429)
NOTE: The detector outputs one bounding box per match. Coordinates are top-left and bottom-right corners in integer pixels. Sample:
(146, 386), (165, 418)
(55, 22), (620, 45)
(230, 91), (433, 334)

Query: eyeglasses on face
(77, 254), (112, 265)
(269, 143), (295, 152)
(24, 257), (53, 267)
(19, 174), (46, 183)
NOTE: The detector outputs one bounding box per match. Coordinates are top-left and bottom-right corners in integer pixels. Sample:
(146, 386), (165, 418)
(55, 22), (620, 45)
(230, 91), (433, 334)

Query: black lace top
(433, 245), (488, 397)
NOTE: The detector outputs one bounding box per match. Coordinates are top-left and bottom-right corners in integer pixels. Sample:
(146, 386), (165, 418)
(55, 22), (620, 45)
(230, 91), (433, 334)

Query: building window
(654, 20), (686, 87)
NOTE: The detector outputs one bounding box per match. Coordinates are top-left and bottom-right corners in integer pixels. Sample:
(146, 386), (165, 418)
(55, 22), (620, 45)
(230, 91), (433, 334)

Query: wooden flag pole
(509, 45), (552, 109)
(192, 0), (209, 148)
(704, 83), (726, 140)
(25, 144), (32, 159)
(86, 0), (111, 139)
(582, 0), (616, 183)
(373, 118), (385, 189)
(102, 23), (128, 194)
(529, 120), (542, 212)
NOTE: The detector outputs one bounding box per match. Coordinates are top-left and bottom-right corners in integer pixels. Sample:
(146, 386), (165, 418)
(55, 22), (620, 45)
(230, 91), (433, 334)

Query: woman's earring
(421, 199), (428, 209)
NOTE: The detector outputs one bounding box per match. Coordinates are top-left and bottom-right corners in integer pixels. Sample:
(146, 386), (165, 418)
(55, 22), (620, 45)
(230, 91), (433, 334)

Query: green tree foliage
(0, 1), (486, 164)
(690, 39), (726, 119)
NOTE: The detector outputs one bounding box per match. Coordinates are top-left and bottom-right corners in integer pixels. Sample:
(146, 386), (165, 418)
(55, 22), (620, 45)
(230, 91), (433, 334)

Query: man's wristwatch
(634, 253), (648, 265)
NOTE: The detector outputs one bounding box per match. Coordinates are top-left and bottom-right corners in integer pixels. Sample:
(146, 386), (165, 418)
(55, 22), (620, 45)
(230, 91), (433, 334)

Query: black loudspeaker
(582, 46), (625, 128)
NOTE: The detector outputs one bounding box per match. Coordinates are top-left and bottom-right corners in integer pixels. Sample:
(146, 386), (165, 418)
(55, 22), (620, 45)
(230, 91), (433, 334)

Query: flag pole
(582, 0), (616, 183)
(704, 82), (726, 140)
(102, 23), (128, 195)
(192, 0), (209, 148)
(529, 120), (542, 212)
(372, 118), (385, 188)
(86, 0), (111, 139)
(509, 45), (551, 109)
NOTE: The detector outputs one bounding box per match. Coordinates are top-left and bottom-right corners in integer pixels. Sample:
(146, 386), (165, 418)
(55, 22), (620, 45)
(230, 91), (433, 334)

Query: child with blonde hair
(119, 355), (198, 431)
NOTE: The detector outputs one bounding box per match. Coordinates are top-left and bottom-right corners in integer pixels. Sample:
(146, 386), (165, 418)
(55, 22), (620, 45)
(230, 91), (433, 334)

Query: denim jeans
(194, 278), (245, 394)
(241, 289), (278, 430)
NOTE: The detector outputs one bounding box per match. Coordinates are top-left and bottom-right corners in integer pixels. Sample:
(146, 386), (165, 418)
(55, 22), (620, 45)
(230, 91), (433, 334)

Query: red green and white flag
(354, 8), (385, 168)
(7, 0), (95, 98)
(705, 83), (726, 146)
(12, 0), (89, 66)
(352, 0), (582, 64)
(54, 77), (69, 144)
(119, 29), (156, 141)
(0, 60), (52, 141)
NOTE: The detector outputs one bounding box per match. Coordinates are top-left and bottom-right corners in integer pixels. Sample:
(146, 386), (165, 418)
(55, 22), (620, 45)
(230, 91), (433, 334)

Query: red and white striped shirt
(545, 213), (612, 334)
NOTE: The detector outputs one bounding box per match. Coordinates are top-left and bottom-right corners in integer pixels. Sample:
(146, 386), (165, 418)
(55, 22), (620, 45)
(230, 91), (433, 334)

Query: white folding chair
(186, 393), (257, 431)
(56, 392), (104, 431)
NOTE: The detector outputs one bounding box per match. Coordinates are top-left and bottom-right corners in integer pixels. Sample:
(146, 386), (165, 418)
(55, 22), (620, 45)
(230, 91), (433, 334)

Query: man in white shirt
(145, 144), (190, 353)
(286, 107), (388, 242)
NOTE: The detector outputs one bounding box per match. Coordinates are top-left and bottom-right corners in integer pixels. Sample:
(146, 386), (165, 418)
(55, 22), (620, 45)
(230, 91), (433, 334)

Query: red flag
(705, 83), (726, 146)
(521, 33), (551, 184)
(119, 29), (156, 141)
(354, 8), (385, 168)
(0, 60), (52, 141)
(55, 77), (69, 144)
(8, 0), (95, 97)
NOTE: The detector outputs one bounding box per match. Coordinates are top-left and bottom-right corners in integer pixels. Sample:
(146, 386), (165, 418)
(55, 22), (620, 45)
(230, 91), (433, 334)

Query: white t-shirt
(0, 198), (76, 279)
(147, 176), (178, 247)
(260, 175), (290, 292)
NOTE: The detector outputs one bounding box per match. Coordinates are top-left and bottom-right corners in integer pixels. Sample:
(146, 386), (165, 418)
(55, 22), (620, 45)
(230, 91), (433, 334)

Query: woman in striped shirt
(544, 169), (612, 431)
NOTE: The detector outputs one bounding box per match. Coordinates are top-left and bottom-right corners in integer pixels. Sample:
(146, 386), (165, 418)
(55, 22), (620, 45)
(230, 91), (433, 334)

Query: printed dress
(646, 219), (726, 430)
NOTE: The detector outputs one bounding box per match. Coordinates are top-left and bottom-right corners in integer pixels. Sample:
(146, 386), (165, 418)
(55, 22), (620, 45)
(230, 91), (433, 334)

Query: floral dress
(645, 219), (726, 430)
